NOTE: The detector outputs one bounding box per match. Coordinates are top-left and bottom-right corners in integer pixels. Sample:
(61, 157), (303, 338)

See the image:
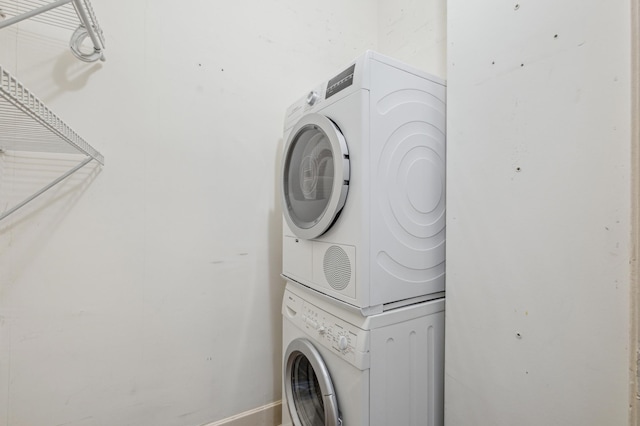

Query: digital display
(326, 64), (355, 99)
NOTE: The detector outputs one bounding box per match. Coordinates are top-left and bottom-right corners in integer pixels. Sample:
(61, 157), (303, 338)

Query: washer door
(282, 113), (349, 240)
(284, 338), (341, 426)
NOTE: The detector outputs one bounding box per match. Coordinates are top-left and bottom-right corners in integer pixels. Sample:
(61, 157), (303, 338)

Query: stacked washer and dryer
(280, 51), (446, 426)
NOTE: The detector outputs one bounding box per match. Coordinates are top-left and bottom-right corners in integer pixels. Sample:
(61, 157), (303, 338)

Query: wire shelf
(0, 65), (104, 220)
(0, 66), (104, 162)
(0, 0), (105, 62)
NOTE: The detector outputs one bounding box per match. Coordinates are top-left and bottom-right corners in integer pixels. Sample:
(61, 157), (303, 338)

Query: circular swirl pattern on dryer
(372, 88), (446, 284)
(378, 121), (446, 249)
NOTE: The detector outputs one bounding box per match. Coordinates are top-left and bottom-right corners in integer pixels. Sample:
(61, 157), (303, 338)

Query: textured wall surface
(445, 1), (632, 425)
(0, 1), (378, 425)
(378, 0), (447, 77)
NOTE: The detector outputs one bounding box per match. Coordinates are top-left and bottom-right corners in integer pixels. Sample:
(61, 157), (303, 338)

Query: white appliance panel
(368, 58), (447, 305)
(282, 50), (446, 313)
(283, 236), (313, 283)
(281, 282), (445, 426)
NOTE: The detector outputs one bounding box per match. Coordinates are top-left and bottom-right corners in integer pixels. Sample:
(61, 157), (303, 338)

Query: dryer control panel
(283, 288), (369, 369)
(326, 64), (355, 99)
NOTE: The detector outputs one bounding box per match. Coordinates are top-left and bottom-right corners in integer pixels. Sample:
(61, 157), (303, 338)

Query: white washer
(281, 281), (445, 426)
(281, 51), (446, 314)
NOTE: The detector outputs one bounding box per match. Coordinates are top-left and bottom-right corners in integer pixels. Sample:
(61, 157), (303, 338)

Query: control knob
(338, 335), (348, 351)
(306, 91), (319, 106)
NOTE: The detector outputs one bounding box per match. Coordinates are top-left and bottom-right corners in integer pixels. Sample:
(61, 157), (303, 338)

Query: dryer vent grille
(323, 245), (351, 291)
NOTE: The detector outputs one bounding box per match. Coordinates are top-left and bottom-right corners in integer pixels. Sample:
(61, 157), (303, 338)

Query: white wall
(0, 1), (380, 425)
(445, 1), (632, 425)
(633, 1), (640, 423)
(378, 0), (447, 78)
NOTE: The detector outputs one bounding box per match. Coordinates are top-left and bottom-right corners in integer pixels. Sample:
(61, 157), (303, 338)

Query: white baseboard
(202, 400), (282, 426)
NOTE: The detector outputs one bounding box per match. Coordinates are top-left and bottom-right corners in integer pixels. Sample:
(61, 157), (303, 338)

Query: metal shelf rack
(0, 0), (105, 62)
(0, 65), (104, 221)
(0, 0), (106, 220)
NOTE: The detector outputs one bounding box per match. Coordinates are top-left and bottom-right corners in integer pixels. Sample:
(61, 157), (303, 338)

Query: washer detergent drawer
(283, 236), (313, 283)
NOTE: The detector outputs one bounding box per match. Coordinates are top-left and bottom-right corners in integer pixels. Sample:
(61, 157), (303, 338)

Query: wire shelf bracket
(0, 0), (106, 62)
(0, 65), (104, 221)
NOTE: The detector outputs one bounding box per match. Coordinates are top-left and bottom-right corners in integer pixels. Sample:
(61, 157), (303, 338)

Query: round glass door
(284, 338), (341, 426)
(282, 113), (349, 240)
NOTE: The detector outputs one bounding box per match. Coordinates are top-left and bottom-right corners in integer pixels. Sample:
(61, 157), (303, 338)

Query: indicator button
(304, 317), (318, 329)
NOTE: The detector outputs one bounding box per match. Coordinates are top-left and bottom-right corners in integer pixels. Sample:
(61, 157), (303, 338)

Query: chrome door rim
(281, 113), (349, 240)
(284, 338), (340, 426)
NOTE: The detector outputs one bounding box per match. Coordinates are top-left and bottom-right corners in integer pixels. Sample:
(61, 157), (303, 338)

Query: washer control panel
(301, 302), (360, 361)
(283, 289), (364, 365)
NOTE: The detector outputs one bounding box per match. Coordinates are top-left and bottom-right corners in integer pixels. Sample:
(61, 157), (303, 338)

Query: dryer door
(284, 338), (342, 426)
(282, 113), (349, 240)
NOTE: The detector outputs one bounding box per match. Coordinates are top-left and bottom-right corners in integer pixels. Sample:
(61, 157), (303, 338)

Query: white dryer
(281, 281), (445, 426)
(281, 51), (446, 314)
